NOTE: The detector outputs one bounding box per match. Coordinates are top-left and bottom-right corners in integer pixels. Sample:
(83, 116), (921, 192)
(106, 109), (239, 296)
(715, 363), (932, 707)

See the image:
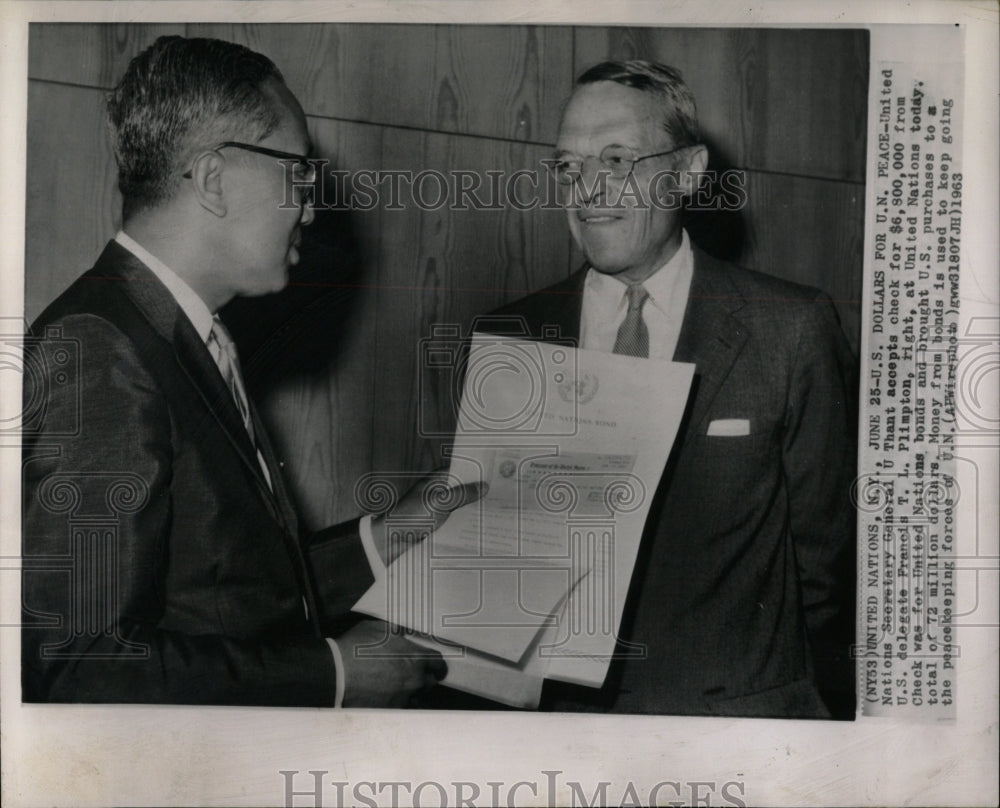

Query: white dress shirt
(580, 229), (694, 360)
(116, 231), (214, 339)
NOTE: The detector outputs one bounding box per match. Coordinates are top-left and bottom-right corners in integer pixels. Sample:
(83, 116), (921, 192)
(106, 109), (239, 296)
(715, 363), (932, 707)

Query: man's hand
(370, 471), (486, 566)
(337, 619), (446, 707)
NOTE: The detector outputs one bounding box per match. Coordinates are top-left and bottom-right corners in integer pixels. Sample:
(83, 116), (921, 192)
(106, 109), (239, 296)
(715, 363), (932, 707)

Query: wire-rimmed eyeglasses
(548, 144), (689, 186)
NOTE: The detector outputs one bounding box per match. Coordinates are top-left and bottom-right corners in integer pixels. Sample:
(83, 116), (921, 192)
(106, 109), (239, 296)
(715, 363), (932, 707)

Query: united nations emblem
(557, 373), (599, 404)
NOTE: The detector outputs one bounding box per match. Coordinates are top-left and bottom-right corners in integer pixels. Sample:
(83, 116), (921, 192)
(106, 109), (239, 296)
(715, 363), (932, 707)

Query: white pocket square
(707, 418), (750, 437)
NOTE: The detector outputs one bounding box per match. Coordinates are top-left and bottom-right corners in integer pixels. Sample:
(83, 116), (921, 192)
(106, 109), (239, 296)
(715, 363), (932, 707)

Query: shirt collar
(115, 231), (215, 342)
(584, 229), (693, 316)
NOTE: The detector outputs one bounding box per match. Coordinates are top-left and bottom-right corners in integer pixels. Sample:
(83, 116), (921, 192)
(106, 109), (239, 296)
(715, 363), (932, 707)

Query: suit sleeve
(782, 295), (858, 719)
(305, 519), (376, 636)
(22, 314), (338, 706)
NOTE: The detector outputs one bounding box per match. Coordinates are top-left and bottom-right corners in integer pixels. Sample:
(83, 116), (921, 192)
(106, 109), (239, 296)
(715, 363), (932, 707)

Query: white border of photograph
(1, 2), (996, 806)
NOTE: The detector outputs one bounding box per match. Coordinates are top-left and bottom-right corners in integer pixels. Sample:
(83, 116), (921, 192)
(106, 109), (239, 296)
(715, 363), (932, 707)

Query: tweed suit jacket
(484, 244), (858, 718)
(21, 241), (372, 705)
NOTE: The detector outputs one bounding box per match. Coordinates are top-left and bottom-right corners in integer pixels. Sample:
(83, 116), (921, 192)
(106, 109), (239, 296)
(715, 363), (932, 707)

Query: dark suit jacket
(21, 241), (372, 705)
(483, 245), (858, 718)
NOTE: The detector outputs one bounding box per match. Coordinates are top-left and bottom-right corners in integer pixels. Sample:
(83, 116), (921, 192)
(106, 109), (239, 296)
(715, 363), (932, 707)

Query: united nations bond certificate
(355, 335), (695, 705)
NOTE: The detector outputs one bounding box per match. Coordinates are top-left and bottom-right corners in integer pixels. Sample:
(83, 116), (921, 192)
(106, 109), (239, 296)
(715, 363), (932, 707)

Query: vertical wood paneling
(25, 82), (121, 322)
(25, 22), (866, 528)
(755, 29), (869, 181)
(28, 23), (184, 87)
(184, 23), (343, 120)
(188, 23), (573, 144)
(738, 171), (865, 353)
(573, 27), (869, 182)
(371, 128), (570, 477)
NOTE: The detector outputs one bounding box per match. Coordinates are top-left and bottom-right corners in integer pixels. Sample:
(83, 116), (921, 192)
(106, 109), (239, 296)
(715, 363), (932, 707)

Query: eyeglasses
(181, 141), (316, 184)
(548, 144), (689, 185)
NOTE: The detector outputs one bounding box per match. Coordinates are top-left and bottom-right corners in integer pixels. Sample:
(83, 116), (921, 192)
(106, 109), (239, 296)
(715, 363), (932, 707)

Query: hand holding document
(354, 334), (694, 706)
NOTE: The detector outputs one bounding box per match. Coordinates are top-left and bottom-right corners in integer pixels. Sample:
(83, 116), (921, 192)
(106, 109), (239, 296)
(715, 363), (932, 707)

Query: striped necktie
(207, 317), (274, 491)
(207, 316), (255, 442)
(613, 283), (650, 358)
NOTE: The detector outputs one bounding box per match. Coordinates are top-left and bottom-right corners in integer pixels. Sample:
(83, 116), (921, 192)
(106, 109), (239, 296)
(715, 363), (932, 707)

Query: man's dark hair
(106, 36), (285, 219)
(577, 60), (700, 148)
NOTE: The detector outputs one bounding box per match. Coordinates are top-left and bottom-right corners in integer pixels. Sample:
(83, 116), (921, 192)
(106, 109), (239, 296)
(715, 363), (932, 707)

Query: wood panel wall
(24, 23), (867, 528)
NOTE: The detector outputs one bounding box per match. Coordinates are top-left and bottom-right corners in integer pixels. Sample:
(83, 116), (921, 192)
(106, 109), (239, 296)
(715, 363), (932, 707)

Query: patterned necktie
(613, 283), (650, 358)
(207, 316), (255, 443)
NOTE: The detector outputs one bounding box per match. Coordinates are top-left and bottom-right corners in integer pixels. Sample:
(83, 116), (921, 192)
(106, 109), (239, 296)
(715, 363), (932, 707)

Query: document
(354, 334), (695, 700)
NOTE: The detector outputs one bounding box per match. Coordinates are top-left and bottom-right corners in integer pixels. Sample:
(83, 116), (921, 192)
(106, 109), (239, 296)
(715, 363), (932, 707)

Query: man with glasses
(21, 36), (477, 707)
(484, 60), (857, 718)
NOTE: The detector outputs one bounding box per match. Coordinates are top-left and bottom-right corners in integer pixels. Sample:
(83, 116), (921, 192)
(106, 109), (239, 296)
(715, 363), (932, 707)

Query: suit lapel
(249, 399), (323, 634)
(171, 316), (282, 498)
(541, 271), (585, 343)
(172, 311), (317, 625)
(520, 257), (748, 436)
(487, 266), (585, 343)
(672, 247), (749, 434)
(250, 402), (299, 535)
(103, 242), (291, 527)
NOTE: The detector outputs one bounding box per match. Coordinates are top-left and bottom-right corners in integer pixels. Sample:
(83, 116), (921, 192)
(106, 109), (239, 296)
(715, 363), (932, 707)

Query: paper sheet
(355, 335), (694, 700)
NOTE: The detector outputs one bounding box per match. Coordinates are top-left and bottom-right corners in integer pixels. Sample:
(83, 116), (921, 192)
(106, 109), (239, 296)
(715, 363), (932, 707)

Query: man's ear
(189, 151), (228, 217)
(680, 144), (709, 197)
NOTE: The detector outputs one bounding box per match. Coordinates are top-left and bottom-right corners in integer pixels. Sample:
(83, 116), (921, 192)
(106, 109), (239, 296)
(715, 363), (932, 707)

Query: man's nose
(300, 195), (316, 227)
(573, 156), (609, 204)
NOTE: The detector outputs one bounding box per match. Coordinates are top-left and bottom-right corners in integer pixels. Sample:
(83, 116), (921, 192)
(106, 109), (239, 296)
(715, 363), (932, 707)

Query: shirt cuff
(358, 514), (386, 582)
(326, 637), (345, 708)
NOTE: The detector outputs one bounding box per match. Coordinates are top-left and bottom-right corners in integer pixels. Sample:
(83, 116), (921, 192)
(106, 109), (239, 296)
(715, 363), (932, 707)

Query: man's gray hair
(577, 60), (700, 148)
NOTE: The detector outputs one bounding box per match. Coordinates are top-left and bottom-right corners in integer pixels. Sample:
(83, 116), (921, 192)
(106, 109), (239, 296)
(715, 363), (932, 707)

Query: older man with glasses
(483, 60), (858, 719)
